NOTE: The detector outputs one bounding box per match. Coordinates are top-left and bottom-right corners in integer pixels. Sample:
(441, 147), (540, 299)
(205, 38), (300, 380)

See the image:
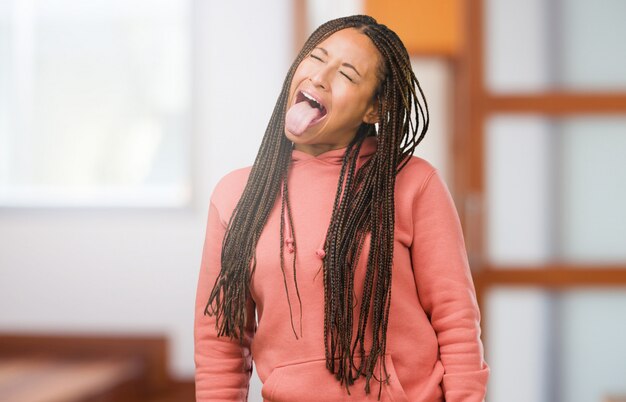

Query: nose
(309, 65), (331, 90)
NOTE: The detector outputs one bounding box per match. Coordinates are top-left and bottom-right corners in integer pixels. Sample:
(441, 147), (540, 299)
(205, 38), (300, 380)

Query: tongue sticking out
(286, 101), (323, 136)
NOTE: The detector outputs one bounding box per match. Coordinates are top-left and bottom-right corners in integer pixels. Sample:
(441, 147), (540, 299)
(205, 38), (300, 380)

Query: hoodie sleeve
(410, 168), (489, 402)
(194, 191), (256, 402)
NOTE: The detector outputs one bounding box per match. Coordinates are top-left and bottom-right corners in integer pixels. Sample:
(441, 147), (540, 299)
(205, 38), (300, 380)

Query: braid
(204, 14), (429, 399)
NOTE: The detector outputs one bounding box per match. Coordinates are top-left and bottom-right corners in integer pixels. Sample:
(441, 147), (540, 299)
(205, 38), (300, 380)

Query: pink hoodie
(195, 135), (489, 401)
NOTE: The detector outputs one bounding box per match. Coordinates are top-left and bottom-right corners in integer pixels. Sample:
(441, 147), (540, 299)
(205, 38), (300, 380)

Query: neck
(292, 131), (359, 157)
(293, 142), (350, 157)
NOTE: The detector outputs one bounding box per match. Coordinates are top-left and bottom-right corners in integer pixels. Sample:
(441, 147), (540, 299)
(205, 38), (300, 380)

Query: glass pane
(486, 115), (626, 265)
(0, 0), (191, 207)
(486, 288), (626, 402)
(484, 0), (551, 93)
(410, 58), (453, 182)
(0, 2), (12, 185)
(485, 0), (626, 92)
(559, 0), (626, 90)
(560, 117), (626, 262)
(485, 115), (555, 265)
(559, 290), (626, 402)
(485, 288), (552, 402)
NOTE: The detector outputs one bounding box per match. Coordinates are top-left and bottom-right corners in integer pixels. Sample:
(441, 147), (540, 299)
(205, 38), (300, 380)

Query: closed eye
(310, 54), (323, 61)
(340, 71), (354, 82)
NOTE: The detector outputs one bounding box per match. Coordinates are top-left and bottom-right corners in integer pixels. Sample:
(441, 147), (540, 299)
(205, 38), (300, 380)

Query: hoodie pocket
(261, 354), (409, 402)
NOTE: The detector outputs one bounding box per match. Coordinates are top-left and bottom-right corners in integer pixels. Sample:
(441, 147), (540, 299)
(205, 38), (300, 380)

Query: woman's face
(285, 28), (382, 155)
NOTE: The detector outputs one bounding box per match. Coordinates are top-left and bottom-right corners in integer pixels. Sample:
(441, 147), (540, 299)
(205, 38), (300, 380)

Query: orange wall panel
(365, 0), (462, 56)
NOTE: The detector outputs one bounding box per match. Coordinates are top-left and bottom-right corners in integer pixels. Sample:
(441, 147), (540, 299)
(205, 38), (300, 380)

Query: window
(467, 0), (626, 401)
(0, 0), (192, 207)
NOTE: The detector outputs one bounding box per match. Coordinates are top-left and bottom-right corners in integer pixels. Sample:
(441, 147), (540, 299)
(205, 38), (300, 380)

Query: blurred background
(1, 0), (625, 401)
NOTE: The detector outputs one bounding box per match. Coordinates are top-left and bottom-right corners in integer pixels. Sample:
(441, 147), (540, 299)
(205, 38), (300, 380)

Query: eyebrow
(313, 47), (362, 77)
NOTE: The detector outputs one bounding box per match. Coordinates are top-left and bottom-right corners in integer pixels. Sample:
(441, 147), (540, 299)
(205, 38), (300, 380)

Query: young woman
(195, 15), (489, 402)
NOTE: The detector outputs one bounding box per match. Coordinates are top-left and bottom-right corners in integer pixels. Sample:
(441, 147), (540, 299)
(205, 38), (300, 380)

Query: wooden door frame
(462, 0), (626, 355)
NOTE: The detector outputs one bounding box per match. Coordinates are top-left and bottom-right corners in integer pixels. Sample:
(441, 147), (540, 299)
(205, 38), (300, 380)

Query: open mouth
(285, 90), (329, 136)
(295, 90), (327, 123)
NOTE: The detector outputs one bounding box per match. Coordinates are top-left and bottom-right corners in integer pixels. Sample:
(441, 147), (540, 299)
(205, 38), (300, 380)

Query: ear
(362, 96), (380, 124)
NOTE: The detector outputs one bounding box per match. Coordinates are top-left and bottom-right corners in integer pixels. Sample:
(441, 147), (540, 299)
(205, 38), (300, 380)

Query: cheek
(334, 86), (373, 114)
(331, 81), (356, 102)
(293, 59), (315, 80)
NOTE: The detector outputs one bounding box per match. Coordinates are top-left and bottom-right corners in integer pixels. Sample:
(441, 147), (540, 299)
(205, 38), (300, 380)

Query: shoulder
(395, 154), (438, 198)
(209, 165), (253, 223)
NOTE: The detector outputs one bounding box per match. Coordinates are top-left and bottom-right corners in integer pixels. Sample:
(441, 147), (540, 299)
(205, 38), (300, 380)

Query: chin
(284, 127), (321, 143)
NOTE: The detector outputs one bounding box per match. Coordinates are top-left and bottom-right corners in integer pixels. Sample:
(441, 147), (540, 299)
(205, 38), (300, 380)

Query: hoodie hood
(290, 135), (378, 165)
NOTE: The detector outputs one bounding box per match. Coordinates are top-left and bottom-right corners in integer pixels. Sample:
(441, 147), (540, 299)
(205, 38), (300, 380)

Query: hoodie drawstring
(282, 184), (295, 254)
(280, 180), (304, 339)
(315, 242), (326, 259)
(282, 184), (326, 260)
(280, 176), (329, 340)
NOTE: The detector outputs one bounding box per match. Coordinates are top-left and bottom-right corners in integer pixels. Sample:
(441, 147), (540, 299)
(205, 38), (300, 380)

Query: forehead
(315, 28), (380, 75)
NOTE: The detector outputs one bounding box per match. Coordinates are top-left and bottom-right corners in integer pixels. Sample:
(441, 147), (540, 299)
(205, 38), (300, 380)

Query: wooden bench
(0, 355), (145, 402)
(0, 333), (177, 402)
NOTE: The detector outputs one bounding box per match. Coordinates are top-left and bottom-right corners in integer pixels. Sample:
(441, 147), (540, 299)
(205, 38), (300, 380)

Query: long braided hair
(204, 14), (429, 398)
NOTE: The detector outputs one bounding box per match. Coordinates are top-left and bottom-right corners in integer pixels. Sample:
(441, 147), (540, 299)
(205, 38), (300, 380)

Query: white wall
(0, 0), (293, 381)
